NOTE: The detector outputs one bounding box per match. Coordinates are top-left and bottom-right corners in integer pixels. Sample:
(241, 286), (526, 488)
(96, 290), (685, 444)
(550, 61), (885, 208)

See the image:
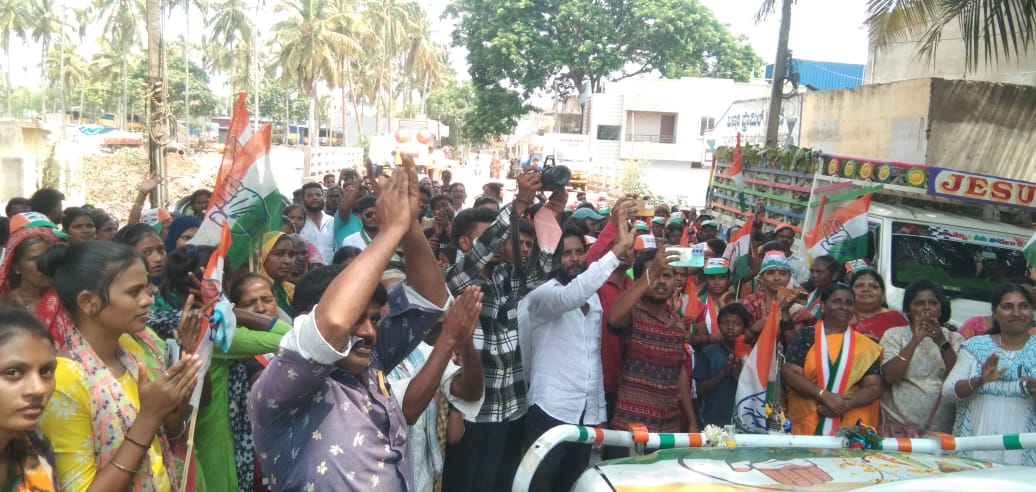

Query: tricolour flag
(805, 193), (871, 265)
(735, 300), (780, 433)
(730, 132), (746, 211)
(190, 92), (282, 268)
(1025, 231), (1036, 267)
(181, 220), (233, 490)
(724, 213), (754, 285)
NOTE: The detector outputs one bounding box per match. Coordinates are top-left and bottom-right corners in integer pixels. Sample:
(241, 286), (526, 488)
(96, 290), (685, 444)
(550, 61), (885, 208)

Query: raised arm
(313, 157), (415, 351)
(444, 172), (540, 292)
(401, 160), (449, 307)
(129, 173), (161, 224)
(400, 287), (482, 424)
(587, 199), (636, 265)
(607, 247), (671, 335)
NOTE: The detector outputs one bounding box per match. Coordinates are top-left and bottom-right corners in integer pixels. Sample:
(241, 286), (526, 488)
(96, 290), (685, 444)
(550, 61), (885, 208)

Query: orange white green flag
(805, 193), (871, 265)
(723, 213), (754, 285)
(190, 92), (282, 268)
(735, 300), (780, 433)
(180, 220), (235, 490)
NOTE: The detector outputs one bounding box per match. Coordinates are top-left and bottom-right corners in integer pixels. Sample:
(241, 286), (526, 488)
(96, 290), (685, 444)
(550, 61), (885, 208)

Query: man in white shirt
(518, 206), (634, 491)
(774, 224), (809, 285)
(341, 195), (378, 251)
(299, 182), (335, 263)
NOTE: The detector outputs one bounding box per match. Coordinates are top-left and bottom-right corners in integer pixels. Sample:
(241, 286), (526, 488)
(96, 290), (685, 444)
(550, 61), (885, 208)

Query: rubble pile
(82, 149), (212, 223)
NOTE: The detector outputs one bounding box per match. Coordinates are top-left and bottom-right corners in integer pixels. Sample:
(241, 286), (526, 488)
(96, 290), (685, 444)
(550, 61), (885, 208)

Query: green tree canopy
(425, 78), (478, 145)
(448, 0), (762, 140)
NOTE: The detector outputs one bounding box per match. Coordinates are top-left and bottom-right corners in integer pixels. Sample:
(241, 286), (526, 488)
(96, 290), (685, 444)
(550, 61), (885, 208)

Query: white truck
(708, 148), (1034, 328)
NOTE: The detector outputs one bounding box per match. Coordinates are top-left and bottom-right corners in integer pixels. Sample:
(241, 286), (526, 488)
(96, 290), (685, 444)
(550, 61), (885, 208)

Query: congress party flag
(730, 132), (746, 211)
(735, 300), (780, 433)
(724, 213), (754, 285)
(1024, 231), (1036, 268)
(805, 194), (871, 265)
(190, 92), (282, 268)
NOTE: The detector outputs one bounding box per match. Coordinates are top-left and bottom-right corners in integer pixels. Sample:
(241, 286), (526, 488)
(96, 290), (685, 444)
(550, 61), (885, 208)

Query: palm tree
(93, 0), (145, 128)
(328, 0), (364, 145)
(44, 47), (88, 118)
(272, 0), (351, 147)
(28, 0), (62, 115)
(866, 0), (1036, 69)
(207, 0), (254, 95)
(0, 0), (28, 116)
(361, 0), (422, 132)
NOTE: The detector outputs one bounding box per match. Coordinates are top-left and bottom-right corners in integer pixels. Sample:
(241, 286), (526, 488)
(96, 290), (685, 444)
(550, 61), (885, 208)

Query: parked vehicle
(707, 148), (1035, 328)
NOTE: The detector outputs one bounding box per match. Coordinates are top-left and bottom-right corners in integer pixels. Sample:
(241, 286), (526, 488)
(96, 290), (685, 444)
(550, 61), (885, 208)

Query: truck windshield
(890, 222), (1029, 302)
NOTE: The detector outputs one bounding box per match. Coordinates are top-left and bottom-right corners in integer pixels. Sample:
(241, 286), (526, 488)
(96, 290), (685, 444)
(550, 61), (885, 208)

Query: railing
(512, 424), (1036, 492)
(306, 146), (363, 179)
(624, 133), (676, 144)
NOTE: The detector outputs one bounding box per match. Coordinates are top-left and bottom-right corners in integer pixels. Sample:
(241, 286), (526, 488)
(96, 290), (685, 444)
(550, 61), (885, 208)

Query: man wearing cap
(689, 258), (733, 347)
(572, 207), (605, 237)
(774, 224), (809, 285)
(696, 220), (720, 243)
(650, 216), (666, 239)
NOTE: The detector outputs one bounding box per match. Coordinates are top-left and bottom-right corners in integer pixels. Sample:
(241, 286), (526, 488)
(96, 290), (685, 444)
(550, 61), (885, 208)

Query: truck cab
(858, 201), (1030, 327)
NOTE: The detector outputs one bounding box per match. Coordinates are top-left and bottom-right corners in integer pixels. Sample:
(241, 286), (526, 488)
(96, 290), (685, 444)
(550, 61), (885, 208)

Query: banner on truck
(928, 167), (1036, 210)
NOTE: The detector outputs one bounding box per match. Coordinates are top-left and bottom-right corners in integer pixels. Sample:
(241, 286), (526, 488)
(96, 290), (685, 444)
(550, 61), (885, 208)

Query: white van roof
(868, 201), (1032, 243)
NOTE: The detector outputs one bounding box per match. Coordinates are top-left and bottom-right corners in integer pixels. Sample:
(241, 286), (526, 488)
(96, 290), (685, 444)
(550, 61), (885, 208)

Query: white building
(585, 77), (769, 201)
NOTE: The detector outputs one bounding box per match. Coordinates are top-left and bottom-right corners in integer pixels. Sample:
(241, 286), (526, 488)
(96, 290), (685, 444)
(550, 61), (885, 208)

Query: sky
(5, 0), (871, 102)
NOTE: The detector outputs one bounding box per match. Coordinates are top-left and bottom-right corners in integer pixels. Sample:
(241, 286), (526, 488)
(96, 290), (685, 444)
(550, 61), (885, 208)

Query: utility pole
(146, 0), (167, 206)
(765, 0), (793, 148)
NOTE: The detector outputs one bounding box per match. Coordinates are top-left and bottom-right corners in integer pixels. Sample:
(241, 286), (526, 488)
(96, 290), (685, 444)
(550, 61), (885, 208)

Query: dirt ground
(82, 149), (214, 223)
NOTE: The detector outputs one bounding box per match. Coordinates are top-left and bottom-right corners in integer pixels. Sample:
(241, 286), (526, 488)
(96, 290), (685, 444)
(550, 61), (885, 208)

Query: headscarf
(306, 242), (326, 268)
(260, 231), (295, 315)
(163, 216), (201, 253)
(0, 226), (75, 346)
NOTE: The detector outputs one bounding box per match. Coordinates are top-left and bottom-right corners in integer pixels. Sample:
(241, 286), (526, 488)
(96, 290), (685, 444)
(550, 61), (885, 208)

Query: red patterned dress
(610, 302), (687, 433)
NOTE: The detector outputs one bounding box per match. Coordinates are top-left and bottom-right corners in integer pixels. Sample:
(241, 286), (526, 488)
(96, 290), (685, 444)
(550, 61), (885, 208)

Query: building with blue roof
(765, 59), (865, 90)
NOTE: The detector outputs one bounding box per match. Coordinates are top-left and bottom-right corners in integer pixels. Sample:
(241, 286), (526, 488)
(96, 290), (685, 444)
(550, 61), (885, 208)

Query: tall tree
(272, 0), (349, 147)
(207, 0), (254, 93)
(329, 0), (364, 145)
(93, 0), (144, 128)
(448, 0), (761, 140)
(866, 0), (1036, 69)
(1, 0), (28, 116)
(362, 0), (422, 132)
(28, 0), (62, 115)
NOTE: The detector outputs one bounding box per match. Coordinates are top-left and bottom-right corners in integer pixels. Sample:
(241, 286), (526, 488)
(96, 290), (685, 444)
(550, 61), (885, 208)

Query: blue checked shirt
(444, 204), (556, 422)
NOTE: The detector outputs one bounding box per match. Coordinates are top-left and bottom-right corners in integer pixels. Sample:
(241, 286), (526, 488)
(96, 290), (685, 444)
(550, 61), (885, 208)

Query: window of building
(596, 125), (621, 141)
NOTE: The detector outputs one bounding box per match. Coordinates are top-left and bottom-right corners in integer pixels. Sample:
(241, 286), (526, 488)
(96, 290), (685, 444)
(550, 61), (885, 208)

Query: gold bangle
(817, 389), (825, 399)
(110, 460), (139, 475)
(896, 354), (910, 363)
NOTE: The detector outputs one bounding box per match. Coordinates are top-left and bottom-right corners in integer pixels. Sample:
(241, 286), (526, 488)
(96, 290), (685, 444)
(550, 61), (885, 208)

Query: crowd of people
(0, 156), (1033, 492)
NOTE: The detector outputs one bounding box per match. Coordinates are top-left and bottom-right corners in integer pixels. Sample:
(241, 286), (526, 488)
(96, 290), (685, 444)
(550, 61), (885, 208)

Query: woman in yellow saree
(782, 284), (883, 435)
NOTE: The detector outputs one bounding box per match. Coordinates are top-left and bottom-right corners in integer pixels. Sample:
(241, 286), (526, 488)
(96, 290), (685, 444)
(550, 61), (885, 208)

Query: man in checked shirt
(441, 171), (564, 491)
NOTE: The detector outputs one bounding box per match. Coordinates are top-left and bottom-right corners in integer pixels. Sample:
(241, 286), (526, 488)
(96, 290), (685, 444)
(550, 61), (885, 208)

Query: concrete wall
(926, 79), (1036, 181)
(867, 22), (1036, 86)
(799, 78), (933, 162)
(798, 78), (1036, 182)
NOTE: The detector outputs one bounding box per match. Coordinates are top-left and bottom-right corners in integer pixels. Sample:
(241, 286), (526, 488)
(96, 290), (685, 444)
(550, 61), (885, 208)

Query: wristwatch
(940, 340), (952, 352)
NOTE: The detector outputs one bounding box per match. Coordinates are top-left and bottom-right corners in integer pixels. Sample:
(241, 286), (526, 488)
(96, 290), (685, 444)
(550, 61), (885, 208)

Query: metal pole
(764, 0), (793, 148)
